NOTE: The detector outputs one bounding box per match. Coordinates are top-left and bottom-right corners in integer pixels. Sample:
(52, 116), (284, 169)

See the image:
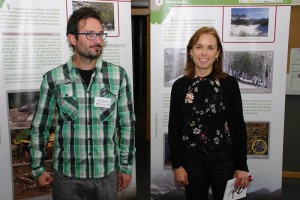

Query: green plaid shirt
(30, 57), (136, 179)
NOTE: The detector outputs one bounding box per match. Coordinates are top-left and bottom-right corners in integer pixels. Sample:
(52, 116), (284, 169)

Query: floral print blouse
(182, 74), (232, 152)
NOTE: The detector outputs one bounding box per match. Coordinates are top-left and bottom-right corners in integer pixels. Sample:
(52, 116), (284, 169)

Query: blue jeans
(183, 149), (235, 200)
(52, 169), (118, 200)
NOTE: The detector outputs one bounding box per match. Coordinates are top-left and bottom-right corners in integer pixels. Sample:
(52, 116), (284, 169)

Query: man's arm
(29, 73), (56, 179)
(117, 69), (136, 175)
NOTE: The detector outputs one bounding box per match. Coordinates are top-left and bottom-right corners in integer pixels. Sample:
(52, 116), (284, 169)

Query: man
(29, 7), (135, 200)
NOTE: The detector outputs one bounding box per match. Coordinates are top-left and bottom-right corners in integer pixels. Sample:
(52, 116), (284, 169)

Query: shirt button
(89, 153), (92, 156)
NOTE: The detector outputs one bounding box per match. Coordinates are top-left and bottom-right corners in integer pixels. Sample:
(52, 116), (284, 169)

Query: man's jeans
(52, 169), (118, 200)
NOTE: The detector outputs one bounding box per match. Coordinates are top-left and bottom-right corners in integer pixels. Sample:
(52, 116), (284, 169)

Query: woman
(168, 27), (249, 200)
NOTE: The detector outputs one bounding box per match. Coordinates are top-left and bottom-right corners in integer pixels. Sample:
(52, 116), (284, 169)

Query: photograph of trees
(223, 51), (273, 93)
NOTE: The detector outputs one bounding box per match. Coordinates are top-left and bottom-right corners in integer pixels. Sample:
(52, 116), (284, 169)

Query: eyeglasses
(77, 32), (107, 40)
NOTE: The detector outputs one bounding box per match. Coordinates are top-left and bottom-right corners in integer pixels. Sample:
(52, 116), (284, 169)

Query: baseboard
(282, 171), (300, 178)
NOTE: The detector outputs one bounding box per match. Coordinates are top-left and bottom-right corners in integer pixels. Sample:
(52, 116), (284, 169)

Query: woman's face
(190, 33), (220, 76)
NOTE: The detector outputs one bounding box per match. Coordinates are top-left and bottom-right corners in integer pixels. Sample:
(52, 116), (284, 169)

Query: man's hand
(118, 172), (132, 191)
(37, 171), (53, 187)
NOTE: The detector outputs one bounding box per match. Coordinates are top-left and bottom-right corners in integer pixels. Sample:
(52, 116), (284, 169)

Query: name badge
(94, 97), (111, 108)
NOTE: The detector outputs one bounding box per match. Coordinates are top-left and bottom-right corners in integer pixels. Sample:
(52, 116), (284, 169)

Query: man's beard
(77, 45), (102, 59)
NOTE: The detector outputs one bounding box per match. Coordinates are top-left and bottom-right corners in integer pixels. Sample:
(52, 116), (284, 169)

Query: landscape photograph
(230, 7), (269, 37)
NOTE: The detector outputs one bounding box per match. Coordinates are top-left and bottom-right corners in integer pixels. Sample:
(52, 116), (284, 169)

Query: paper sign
(223, 178), (247, 200)
(94, 97), (111, 108)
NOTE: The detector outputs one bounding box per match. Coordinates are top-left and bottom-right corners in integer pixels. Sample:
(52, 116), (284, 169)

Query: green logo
(0, 0), (4, 9)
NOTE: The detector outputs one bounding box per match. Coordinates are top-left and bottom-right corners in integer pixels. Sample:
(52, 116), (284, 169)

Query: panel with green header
(150, 0), (292, 24)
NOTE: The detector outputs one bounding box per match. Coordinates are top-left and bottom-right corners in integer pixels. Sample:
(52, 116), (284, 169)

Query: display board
(0, 0), (135, 199)
(286, 6), (300, 95)
(150, 0), (291, 199)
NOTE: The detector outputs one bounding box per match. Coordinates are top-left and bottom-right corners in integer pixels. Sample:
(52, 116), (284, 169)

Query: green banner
(151, 0), (292, 24)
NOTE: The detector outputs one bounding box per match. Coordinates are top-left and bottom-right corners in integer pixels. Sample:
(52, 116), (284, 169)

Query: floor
(135, 140), (150, 200)
(282, 177), (300, 200)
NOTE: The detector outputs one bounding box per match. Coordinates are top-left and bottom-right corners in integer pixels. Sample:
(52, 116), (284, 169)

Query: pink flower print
(200, 133), (208, 143)
(185, 92), (194, 103)
(193, 128), (201, 135)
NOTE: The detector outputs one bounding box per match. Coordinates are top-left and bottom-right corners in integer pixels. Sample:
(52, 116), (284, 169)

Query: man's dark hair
(66, 6), (102, 38)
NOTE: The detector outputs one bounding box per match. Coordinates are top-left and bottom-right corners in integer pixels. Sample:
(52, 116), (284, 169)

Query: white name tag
(94, 97), (111, 108)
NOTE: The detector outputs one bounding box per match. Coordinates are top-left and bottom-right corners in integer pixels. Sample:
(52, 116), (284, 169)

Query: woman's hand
(174, 166), (189, 186)
(234, 170), (249, 188)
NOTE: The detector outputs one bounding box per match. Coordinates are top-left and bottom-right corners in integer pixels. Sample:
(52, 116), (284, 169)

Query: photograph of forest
(164, 48), (185, 87)
(164, 133), (171, 169)
(72, 0), (116, 31)
(223, 51), (273, 93)
(7, 91), (55, 199)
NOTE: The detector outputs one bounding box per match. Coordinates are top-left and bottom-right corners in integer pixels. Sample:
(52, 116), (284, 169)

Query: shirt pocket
(97, 84), (119, 122)
(55, 84), (78, 121)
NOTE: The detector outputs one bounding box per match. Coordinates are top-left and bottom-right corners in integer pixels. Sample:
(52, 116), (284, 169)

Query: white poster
(286, 48), (300, 95)
(150, 0), (291, 199)
(0, 0), (134, 199)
